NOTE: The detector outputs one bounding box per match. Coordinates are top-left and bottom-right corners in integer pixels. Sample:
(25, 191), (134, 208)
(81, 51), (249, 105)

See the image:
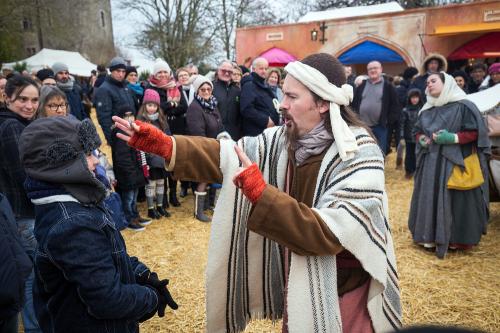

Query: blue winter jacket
(240, 72), (279, 136)
(31, 196), (157, 333)
(65, 87), (87, 121)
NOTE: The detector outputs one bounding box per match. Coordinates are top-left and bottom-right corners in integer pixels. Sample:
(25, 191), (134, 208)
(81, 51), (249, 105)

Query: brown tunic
(170, 135), (369, 295)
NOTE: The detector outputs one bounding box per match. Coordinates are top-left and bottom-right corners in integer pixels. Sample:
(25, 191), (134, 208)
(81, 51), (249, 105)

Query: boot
(180, 181), (189, 197)
(148, 208), (161, 220)
(169, 180), (181, 207)
(180, 186), (188, 198)
(157, 205), (171, 218)
(208, 187), (216, 210)
(194, 191), (211, 222)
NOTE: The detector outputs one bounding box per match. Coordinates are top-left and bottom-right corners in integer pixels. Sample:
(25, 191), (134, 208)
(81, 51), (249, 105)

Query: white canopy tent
(2, 48), (97, 77)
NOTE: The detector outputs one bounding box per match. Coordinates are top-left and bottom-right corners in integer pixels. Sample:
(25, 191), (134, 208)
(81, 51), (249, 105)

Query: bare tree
(121, 0), (219, 69)
(216, 0), (285, 60)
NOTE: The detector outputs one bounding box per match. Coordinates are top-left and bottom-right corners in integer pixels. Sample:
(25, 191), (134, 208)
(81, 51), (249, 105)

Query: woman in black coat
(186, 75), (223, 222)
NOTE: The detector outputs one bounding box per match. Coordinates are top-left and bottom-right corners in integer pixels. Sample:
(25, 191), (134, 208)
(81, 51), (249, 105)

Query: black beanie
(126, 66), (137, 78)
(452, 70), (468, 80)
(403, 67), (418, 80)
(36, 68), (55, 82)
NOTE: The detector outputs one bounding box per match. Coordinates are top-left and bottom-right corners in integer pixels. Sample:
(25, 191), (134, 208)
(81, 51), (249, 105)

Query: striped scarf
(195, 94), (218, 111)
(206, 126), (402, 332)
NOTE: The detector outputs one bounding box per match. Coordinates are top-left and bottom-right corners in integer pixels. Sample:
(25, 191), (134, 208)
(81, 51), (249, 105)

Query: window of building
(31, 47), (36, 55)
(22, 17), (32, 30)
(100, 10), (105, 28)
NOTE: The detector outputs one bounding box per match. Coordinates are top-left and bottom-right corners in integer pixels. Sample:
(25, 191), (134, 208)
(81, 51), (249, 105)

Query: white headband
(284, 61), (358, 161)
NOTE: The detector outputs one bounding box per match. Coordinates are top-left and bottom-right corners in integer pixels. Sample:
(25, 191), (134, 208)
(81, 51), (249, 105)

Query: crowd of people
(0, 49), (498, 332)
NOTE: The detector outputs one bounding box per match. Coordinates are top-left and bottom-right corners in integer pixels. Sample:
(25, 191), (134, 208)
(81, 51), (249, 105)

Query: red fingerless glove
(234, 163), (266, 204)
(128, 120), (173, 160)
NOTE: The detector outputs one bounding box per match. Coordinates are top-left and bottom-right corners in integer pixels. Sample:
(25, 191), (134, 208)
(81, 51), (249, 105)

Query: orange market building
(235, 1), (500, 76)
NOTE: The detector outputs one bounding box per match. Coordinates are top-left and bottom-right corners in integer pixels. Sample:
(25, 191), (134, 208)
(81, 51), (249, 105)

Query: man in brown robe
(113, 53), (401, 333)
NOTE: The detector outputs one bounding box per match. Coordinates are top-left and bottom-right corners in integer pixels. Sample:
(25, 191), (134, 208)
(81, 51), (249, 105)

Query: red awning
(259, 47), (297, 67)
(448, 32), (500, 60)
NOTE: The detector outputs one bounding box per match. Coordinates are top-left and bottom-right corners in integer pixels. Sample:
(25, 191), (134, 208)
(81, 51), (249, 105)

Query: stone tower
(2, 0), (115, 68)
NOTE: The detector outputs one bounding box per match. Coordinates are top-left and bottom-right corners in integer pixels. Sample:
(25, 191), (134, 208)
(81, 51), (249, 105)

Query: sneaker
(138, 216), (152, 226)
(127, 220), (145, 231)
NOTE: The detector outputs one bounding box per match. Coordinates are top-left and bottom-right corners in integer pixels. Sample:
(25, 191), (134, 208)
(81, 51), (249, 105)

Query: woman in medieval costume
(408, 72), (490, 259)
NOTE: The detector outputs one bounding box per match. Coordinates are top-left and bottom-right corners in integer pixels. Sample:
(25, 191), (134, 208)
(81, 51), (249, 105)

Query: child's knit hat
(143, 89), (160, 105)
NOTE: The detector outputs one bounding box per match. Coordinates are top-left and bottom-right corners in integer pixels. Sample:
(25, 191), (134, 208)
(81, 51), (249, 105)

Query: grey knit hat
(52, 62), (69, 74)
(109, 57), (127, 71)
(20, 117), (106, 204)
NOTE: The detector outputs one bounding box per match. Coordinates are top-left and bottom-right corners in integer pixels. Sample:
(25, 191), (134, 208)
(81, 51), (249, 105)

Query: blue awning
(338, 41), (404, 64)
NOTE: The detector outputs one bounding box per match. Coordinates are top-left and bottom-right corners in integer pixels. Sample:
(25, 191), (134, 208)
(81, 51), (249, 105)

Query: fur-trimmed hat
(19, 117), (105, 204)
(153, 58), (171, 75)
(192, 75), (213, 93)
(421, 53), (448, 74)
(143, 89), (160, 105)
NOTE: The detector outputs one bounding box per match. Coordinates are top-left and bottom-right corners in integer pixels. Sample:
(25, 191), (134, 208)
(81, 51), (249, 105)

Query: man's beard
(283, 109), (299, 148)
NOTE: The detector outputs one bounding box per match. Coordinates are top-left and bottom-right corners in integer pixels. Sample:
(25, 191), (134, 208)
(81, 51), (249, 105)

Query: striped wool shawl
(206, 125), (402, 333)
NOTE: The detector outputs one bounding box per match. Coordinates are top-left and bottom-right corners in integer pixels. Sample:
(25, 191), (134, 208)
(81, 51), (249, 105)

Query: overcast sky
(111, 0), (156, 73)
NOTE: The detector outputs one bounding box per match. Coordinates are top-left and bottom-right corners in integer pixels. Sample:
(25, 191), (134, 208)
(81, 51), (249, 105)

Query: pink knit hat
(489, 63), (500, 75)
(143, 89), (160, 105)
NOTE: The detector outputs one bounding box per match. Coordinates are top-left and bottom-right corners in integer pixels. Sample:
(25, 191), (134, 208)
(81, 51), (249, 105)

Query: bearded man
(113, 53), (402, 333)
(52, 62), (87, 120)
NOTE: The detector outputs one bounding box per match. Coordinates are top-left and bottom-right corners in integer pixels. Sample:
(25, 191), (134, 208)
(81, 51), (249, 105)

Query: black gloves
(149, 272), (178, 316)
(137, 270), (178, 318)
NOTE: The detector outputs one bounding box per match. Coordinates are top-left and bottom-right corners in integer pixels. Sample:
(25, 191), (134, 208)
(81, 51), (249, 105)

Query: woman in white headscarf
(408, 72), (490, 259)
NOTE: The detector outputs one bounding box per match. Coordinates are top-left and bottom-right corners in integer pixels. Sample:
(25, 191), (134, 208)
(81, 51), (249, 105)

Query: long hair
(136, 102), (168, 132)
(4, 74), (39, 102)
(300, 53), (373, 138)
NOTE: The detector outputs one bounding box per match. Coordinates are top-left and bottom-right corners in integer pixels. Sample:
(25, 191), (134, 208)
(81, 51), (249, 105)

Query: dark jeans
(16, 218), (42, 333)
(120, 189), (139, 223)
(386, 120), (401, 152)
(370, 124), (388, 155)
(405, 141), (416, 174)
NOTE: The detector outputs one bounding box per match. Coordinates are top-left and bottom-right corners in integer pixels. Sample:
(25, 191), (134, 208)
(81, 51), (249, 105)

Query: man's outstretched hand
(233, 146), (266, 204)
(112, 116), (173, 160)
(112, 115), (138, 142)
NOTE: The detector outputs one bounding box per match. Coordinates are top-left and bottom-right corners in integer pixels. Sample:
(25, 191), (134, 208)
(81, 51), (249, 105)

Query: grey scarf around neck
(293, 120), (333, 166)
(57, 79), (74, 92)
